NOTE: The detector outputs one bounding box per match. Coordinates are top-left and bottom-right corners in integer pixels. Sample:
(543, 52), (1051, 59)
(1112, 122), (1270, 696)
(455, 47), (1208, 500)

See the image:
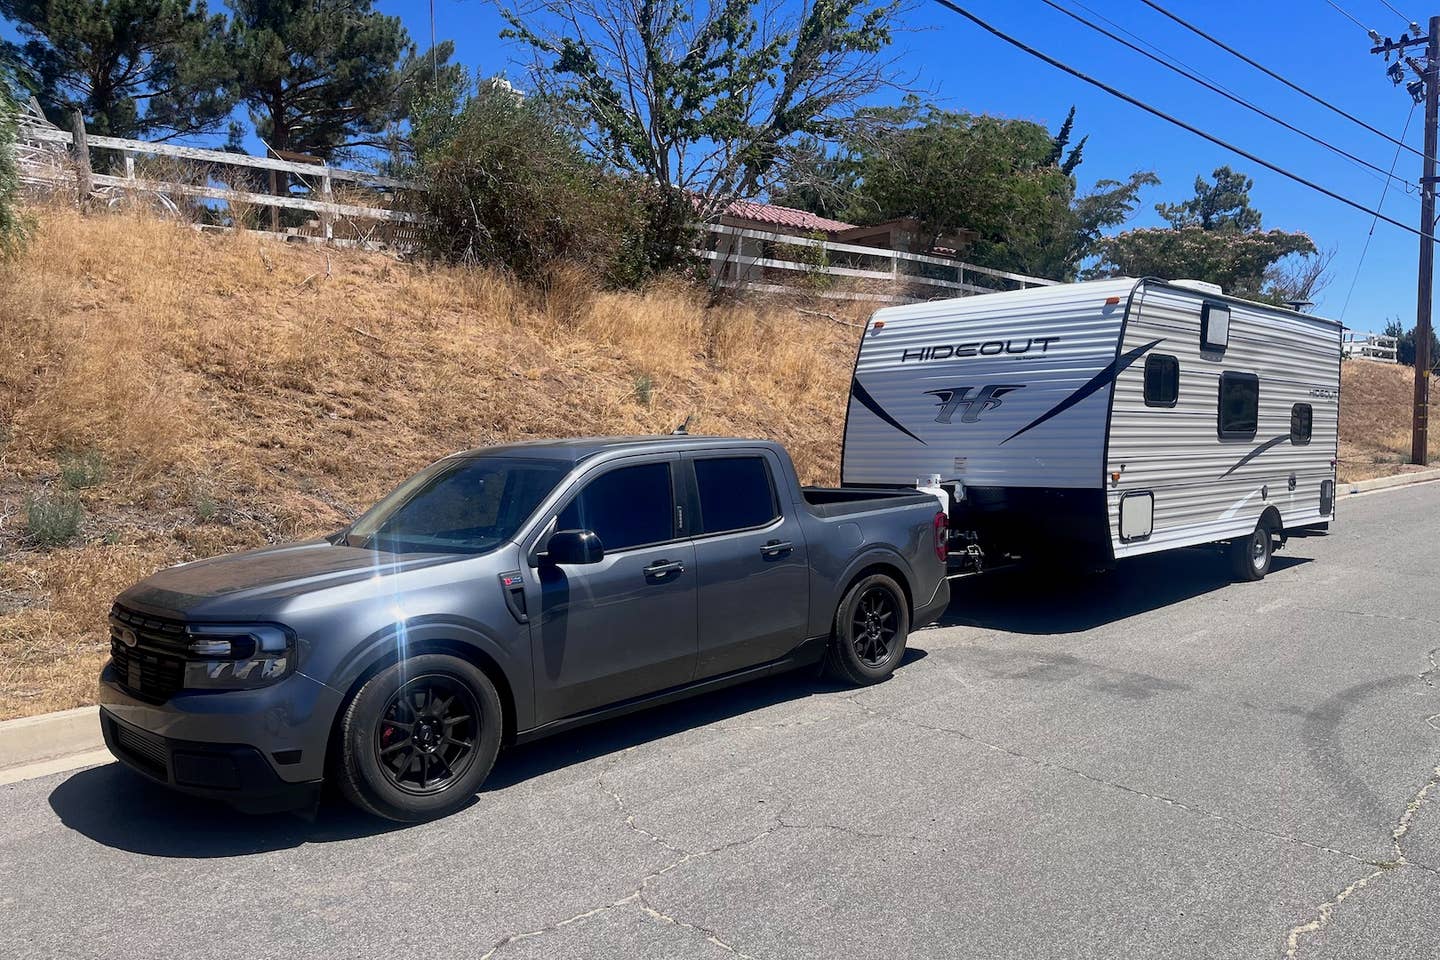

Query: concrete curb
(1344, 467), (1440, 496)
(0, 705), (102, 773)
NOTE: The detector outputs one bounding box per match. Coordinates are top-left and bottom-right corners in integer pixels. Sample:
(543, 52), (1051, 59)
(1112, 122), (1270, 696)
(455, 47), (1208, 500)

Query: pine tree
(0, 0), (234, 140)
(227, 0), (411, 161)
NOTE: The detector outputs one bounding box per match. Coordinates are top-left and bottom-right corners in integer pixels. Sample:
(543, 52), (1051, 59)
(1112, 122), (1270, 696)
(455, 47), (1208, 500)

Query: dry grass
(1338, 359), (1440, 481)
(0, 206), (863, 718)
(1, 205), (1431, 720)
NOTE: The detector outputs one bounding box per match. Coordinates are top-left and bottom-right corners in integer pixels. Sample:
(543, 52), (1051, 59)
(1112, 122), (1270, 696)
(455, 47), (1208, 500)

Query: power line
(925, 0), (1436, 242)
(1340, 101), (1417, 320)
(1039, 0), (1420, 195)
(1373, 0), (1422, 30)
(1324, 0), (1378, 34)
(1137, 0), (1428, 162)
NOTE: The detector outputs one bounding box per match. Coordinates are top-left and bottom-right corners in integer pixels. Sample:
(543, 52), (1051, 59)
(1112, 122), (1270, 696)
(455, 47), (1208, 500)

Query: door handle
(760, 539), (794, 558)
(644, 559), (685, 580)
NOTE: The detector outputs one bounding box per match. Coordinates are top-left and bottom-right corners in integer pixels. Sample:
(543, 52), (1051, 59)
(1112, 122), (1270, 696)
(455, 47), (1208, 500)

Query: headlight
(182, 624), (296, 690)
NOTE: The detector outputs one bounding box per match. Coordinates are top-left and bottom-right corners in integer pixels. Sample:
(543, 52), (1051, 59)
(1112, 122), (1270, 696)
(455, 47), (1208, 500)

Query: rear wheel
(338, 653), (503, 822)
(824, 573), (910, 686)
(1229, 521), (1274, 581)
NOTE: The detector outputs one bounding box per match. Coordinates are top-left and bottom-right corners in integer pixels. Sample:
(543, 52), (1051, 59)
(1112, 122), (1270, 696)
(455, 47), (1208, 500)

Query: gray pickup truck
(99, 436), (950, 820)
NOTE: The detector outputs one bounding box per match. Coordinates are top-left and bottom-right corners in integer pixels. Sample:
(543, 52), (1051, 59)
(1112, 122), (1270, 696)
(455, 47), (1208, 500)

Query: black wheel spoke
(375, 674), (481, 796)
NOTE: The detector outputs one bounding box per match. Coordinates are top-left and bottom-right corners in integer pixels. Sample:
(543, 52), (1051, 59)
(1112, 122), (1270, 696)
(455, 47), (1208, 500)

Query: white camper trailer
(841, 278), (1341, 581)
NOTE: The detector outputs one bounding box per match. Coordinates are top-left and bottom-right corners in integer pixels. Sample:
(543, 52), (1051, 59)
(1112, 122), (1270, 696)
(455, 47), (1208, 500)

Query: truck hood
(117, 540), (459, 617)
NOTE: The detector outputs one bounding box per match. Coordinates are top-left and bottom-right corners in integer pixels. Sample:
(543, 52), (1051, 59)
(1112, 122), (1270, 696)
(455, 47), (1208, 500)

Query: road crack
(1282, 762), (1440, 957)
(885, 714), (1378, 867)
(598, 757), (689, 857)
(478, 819), (781, 959)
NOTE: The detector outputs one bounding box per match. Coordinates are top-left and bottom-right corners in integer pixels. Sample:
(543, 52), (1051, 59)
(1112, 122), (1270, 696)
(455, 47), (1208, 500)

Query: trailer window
(1218, 372), (1259, 440)
(1144, 354), (1179, 407)
(1291, 403), (1313, 445)
(693, 457), (779, 533)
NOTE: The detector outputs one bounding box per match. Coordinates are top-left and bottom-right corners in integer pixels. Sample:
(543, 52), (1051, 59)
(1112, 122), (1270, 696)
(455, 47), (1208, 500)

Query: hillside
(0, 208), (1432, 720)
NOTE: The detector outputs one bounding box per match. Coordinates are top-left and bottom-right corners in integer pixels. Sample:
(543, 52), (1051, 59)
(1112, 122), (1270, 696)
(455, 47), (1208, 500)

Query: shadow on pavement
(49, 648), (927, 856)
(939, 549), (1311, 635)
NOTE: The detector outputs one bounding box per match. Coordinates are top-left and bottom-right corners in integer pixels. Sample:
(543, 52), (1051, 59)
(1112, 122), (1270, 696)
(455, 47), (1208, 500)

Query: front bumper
(98, 661), (344, 812)
(100, 709), (321, 813)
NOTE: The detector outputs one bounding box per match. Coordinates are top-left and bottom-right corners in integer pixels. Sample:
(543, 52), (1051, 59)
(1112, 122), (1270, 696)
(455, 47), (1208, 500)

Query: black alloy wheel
(851, 586), (900, 667)
(375, 675), (480, 795)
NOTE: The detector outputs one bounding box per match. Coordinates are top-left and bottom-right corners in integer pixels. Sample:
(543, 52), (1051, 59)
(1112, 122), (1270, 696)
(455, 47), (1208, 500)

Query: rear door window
(556, 462), (675, 551)
(1144, 354), (1179, 407)
(693, 457), (779, 534)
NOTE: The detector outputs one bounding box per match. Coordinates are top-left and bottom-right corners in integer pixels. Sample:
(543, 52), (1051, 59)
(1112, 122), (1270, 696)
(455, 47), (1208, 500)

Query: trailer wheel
(1228, 521), (1274, 581)
(824, 573), (910, 686)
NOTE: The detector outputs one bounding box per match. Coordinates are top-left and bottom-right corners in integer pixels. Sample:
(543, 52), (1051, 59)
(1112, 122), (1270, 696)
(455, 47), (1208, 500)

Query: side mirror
(544, 529), (605, 565)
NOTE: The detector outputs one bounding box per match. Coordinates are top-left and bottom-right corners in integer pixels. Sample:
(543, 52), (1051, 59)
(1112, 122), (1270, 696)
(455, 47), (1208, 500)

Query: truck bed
(801, 486), (940, 519)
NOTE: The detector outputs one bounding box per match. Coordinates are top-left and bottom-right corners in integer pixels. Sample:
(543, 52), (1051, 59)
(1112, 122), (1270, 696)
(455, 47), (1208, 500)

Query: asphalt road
(3, 484), (1438, 959)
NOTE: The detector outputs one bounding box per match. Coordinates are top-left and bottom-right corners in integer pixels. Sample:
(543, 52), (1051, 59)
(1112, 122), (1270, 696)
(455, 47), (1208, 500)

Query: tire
(338, 653), (503, 822)
(824, 573), (910, 686)
(1228, 521), (1274, 582)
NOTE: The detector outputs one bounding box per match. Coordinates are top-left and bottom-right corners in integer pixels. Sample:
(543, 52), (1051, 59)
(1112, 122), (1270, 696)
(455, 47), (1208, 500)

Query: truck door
(531, 456), (698, 724)
(685, 452), (810, 678)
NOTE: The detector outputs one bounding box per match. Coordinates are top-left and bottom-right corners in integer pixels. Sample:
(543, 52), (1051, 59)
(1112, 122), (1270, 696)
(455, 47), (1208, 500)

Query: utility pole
(1373, 17), (1439, 465)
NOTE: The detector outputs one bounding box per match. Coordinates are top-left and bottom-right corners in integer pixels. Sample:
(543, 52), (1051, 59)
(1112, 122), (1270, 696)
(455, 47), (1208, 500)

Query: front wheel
(824, 573), (910, 686)
(1228, 522), (1274, 581)
(338, 653), (504, 822)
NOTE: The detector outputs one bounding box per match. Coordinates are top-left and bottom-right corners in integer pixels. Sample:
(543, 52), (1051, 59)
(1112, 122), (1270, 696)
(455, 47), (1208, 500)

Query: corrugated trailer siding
(841, 278), (1134, 489)
(1107, 283), (1340, 558)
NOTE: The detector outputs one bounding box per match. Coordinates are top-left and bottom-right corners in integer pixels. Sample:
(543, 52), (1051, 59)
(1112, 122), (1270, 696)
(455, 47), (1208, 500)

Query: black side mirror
(544, 529), (605, 565)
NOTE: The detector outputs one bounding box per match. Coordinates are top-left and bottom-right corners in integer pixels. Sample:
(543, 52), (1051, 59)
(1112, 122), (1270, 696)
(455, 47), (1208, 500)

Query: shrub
(58, 448), (107, 489)
(406, 76), (646, 284)
(25, 493), (84, 547)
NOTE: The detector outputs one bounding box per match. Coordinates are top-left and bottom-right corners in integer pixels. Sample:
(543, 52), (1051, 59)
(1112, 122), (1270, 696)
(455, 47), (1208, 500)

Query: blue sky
(381, 0), (1430, 330)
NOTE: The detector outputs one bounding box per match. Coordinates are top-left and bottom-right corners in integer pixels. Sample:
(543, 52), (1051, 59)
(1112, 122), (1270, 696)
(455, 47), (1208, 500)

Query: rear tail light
(933, 511), (948, 562)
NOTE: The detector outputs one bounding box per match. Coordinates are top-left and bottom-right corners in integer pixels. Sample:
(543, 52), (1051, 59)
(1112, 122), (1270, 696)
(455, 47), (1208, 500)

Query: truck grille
(109, 604), (189, 703)
(109, 718), (169, 779)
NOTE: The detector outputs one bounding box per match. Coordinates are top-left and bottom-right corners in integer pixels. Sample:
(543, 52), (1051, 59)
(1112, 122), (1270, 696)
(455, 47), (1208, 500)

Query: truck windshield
(344, 456), (569, 554)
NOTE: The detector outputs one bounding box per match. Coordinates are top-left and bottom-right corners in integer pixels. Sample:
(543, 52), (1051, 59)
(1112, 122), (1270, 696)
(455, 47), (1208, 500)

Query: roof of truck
(455, 435), (780, 462)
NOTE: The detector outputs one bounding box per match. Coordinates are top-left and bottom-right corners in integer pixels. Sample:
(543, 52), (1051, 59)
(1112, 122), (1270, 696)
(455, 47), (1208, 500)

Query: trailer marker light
(1104, 296), (1121, 305)
(872, 320), (885, 330)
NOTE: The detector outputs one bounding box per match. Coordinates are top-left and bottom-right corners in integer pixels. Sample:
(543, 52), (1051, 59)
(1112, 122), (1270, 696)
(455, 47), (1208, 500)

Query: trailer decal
(1000, 338), (1164, 445)
(1218, 434), (1292, 478)
(849, 377), (927, 445)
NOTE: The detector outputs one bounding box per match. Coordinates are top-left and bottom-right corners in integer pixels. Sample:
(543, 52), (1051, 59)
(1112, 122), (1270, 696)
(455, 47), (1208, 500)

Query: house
(709, 199), (977, 284)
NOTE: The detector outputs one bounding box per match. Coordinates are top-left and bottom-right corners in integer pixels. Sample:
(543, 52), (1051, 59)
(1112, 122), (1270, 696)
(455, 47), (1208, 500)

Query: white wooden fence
(16, 99), (418, 248)
(699, 222), (1055, 302)
(1342, 332), (1399, 364)
(15, 101), (1059, 299)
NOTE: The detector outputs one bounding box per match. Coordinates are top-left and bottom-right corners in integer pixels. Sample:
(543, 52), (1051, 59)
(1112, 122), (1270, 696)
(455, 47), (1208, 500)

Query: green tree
(499, 0), (906, 274)
(0, 0), (234, 139)
(1156, 166), (1262, 231)
(775, 100), (1155, 280)
(1383, 318), (1440, 369)
(0, 64), (28, 259)
(1091, 166), (1320, 303)
(227, 0), (411, 160)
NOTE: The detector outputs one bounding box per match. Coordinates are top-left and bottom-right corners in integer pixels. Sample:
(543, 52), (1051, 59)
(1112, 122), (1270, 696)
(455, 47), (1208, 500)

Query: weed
(633, 374), (653, 407)
(25, 493), (83, 547)
(58, 448), (107, 489)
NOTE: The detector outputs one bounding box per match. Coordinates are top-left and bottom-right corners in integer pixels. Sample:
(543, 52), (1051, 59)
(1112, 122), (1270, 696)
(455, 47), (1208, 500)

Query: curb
(0, 705), (102, 773)
(1344, 467), (1440, 496)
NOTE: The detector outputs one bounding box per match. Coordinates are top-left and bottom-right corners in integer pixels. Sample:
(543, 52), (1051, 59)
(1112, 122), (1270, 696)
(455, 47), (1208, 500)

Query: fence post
(268, 170), (281, 232)
(70, 110), (92, 209)
(123, 149), (136, 205)
(321, 169), (334, 242)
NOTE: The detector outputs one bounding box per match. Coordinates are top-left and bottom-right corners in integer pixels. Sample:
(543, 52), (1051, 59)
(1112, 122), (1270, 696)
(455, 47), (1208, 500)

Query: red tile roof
(722, 199), (856, 234)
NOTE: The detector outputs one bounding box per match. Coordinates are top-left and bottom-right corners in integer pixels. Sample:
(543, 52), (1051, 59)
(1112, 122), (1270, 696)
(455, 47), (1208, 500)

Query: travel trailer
(841, 277), (1341, 580)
